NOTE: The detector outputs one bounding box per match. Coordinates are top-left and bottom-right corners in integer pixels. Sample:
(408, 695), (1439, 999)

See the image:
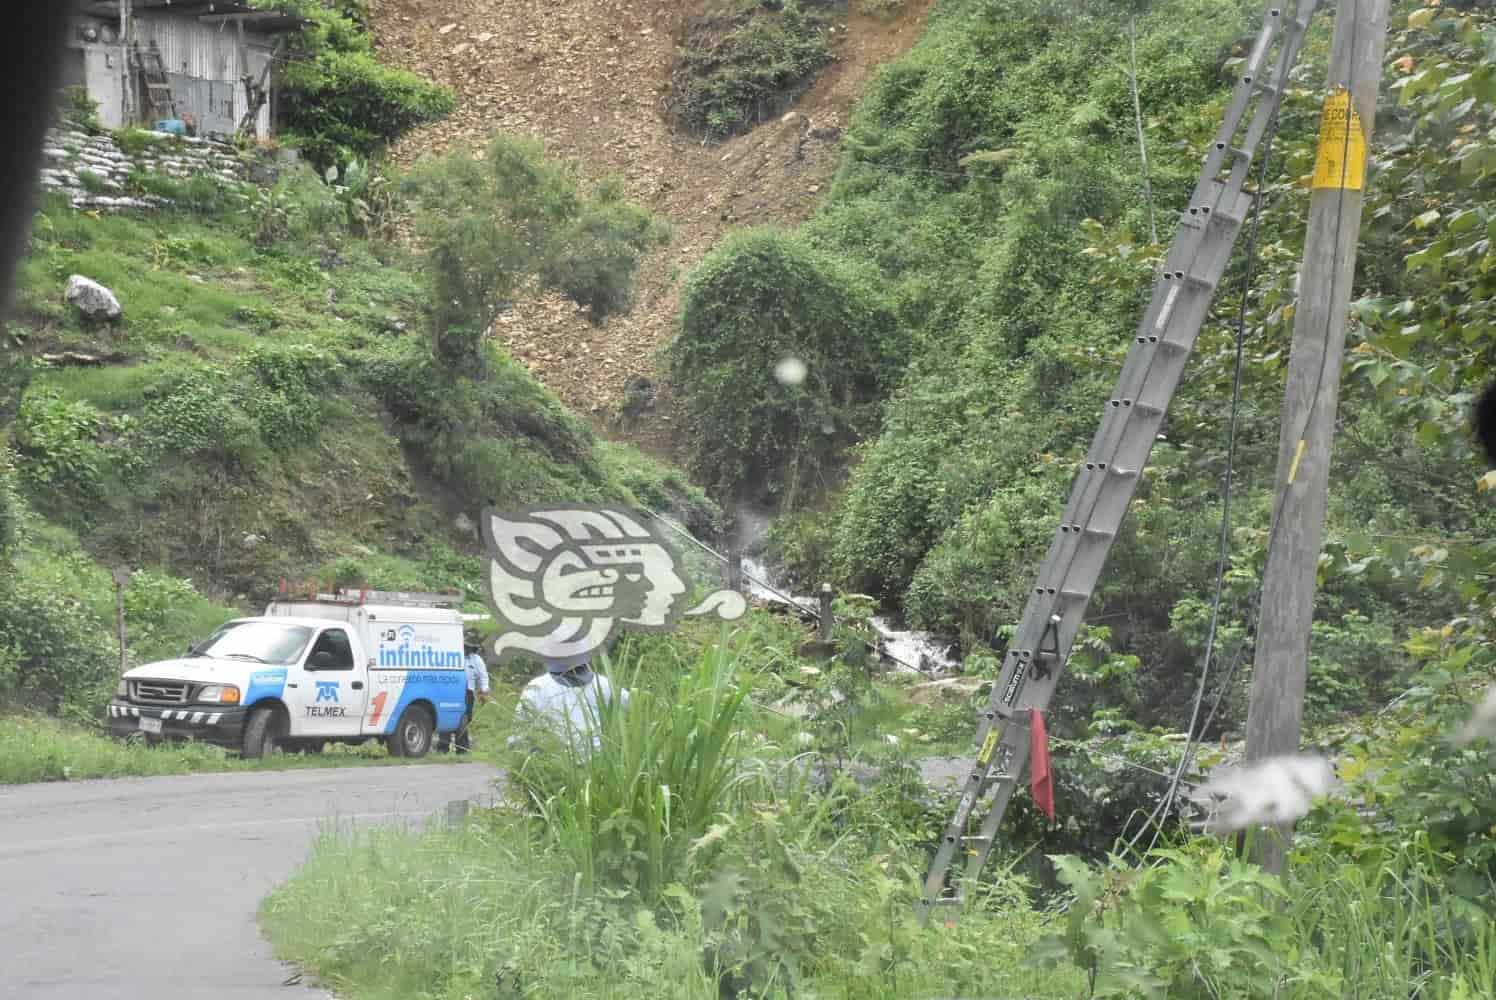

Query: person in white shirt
(439, 635), (491, 754)
(514, 655), (627, 755)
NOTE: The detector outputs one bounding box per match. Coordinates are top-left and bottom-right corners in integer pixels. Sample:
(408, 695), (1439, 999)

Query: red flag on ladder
(1030, 708), (1055, 821)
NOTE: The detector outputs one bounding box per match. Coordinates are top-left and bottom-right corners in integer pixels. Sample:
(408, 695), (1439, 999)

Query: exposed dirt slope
(369, 0), (933, 461)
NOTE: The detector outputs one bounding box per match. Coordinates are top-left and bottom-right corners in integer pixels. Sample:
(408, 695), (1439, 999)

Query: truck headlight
(117, 679), (128, 698)
(198, 685), (241, 705)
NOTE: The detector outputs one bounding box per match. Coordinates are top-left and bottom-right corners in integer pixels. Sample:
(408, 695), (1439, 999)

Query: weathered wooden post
(818, 583), (833, 643)
(112, 566), (131, 676)
(1245, 0), (1390, 877)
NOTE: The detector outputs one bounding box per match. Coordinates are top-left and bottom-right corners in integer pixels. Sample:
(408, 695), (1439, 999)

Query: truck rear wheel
(386, 706), (433, 759)
(241, 705), (285, 759)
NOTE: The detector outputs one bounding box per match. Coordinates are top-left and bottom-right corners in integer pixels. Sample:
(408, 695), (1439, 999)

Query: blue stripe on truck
(378, 669), (467, 734)
(245, 668), (288, 706)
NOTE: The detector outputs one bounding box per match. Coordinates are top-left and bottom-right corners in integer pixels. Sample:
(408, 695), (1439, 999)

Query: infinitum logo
(378, 642), (462, 668)
(483, 505), (747, 667)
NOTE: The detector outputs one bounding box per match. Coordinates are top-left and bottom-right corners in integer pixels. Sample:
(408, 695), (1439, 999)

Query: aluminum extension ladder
(917, 0), (1320, 923)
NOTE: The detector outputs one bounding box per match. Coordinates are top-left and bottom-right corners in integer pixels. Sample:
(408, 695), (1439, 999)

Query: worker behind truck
(438, 634), (491, 754)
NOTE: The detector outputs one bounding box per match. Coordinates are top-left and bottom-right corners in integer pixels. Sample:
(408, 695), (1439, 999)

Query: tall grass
(1288, 835), (1496, 998)
(510, 642), (767, 902)
(263, 637), (1082, 999)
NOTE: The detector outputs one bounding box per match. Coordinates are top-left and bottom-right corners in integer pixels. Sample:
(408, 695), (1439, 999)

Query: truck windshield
(192, 622), (313, 665)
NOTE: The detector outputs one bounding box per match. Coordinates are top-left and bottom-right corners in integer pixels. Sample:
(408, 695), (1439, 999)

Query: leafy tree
(251, 0), (454, 170)
(670, 228), (897, 504)
(407, 136), (665, 367)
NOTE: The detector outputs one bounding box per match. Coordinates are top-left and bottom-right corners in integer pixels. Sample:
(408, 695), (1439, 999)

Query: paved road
(0, 764), (500, 1000)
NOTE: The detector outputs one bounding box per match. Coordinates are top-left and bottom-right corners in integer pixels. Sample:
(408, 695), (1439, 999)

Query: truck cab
(108, 590), (471, 759)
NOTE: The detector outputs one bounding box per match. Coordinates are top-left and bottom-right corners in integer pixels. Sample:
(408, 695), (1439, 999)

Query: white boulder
(64, 275), (122, 322)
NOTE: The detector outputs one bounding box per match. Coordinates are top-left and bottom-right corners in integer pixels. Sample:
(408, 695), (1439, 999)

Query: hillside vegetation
(672, 0), (1496, 740)
(262, 1), (1496, 998)
(0, 136), (711, 720)
(6, 0), (1496, 997)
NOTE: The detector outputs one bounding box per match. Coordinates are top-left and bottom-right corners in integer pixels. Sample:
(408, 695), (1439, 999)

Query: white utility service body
(107, 590), (470, 758)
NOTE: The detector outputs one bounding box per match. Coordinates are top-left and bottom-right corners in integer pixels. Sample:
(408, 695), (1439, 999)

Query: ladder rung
(1109, 465), (1139, 479)
(1059, 588), (1089, 601)
(1214, 206), (1249, 227)
(1082, 526), (1116, 540)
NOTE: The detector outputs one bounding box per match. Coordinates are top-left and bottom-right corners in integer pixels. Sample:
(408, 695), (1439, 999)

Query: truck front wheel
(386, 706), (433, 759)
(241, 705), (285, 759)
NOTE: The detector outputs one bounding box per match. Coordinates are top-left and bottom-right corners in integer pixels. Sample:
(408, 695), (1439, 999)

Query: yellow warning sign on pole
(1312, 88), (1367, 191)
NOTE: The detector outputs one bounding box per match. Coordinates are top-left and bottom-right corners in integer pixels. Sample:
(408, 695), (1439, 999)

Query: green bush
(538, 179), (667, 321)
(13, 387), (108, 499)
(60, 86), (101, 133)
(257, 0), (454, 170)
(408, 136), (666, 364)
(131, 367), (264, 470)
(670, 228), (897, 504)
(0, 569), (116, 718)
(508, 642), (762, 905)
(359, 336), (609, 512)
(236, 344), (341, 448)
(671, 0), (842, 138)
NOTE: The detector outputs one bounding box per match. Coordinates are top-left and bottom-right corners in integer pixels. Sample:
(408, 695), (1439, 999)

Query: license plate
(139, 716), (163, 735)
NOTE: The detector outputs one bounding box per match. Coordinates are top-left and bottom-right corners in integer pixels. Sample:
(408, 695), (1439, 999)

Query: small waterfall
(739, 555), (959, 676)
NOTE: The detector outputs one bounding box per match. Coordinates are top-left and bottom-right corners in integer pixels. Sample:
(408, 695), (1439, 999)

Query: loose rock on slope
(64, 274), (122, 322)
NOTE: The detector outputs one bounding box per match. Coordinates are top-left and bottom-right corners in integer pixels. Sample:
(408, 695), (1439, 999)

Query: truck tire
(241, 705), (284, 759)
(386, 706), (433, 759)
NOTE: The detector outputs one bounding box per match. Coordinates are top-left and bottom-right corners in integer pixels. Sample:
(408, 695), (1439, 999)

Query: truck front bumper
(107, 702), (248, 749)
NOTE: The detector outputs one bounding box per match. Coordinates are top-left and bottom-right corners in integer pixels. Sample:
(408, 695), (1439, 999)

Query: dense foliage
(251, 0), (454, 169)
(676, 0), (1496, 746)
(670, 228), (897, 503)
(1, 154), (706, 719)
(407, 136), (666, 365)
(670, 0), (843, 138)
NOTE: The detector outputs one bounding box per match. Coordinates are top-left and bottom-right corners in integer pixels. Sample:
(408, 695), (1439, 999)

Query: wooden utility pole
(1244, 0), (1389, 875)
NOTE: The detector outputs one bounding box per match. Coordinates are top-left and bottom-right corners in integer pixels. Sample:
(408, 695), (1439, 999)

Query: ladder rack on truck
(277, 581), (464, 608)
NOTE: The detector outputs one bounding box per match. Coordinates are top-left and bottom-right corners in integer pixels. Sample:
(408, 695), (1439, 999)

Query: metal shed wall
(135, 12), (272, 137)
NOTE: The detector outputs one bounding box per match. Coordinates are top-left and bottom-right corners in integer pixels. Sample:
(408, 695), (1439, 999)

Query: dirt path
(369, 0), (934, 462)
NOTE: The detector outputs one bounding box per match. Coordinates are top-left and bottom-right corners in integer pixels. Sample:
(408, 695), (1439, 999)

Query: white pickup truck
(107, 589), (472, 758)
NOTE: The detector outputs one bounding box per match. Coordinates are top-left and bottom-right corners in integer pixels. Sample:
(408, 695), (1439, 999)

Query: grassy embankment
(0, 137), (712, 779)
(263, 622), (1080, 1000)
